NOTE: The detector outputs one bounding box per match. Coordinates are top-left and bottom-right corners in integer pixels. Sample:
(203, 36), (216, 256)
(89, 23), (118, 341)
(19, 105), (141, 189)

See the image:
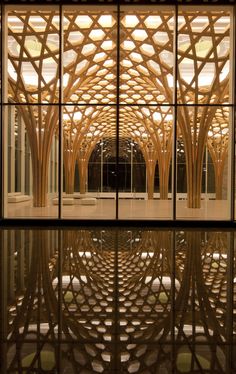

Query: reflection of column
(17, 231), (25, 291)
(225, 233), (233, 372)
(1, 231), (7, 373)
(9, 231), (15, 301)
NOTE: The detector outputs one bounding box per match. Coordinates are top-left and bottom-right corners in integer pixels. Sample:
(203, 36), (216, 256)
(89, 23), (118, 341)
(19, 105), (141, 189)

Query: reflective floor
(0, 228), (235, 373)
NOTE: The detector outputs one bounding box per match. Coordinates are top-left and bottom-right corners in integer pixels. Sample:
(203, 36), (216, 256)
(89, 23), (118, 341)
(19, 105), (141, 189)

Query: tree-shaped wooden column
(120, 106), (173, 199)
(207, 106), (229, 200)
(139, 107), (173, 199)
(177, 10), (230, 208)
(62, 11), (117, 195)
(142, 140), (158, 200)
(63, 106), (100, 194)
(120, 109), (158, 199)
(77, 139), (97, 195)
(8, 10), (60, 206)
(119, 10), (174, 200)
(63, 106), (115, 194)
(8, 9), (118, 206)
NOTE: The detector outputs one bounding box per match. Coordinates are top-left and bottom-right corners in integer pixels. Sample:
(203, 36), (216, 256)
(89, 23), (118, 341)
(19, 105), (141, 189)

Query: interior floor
(6, 196), (230, 220)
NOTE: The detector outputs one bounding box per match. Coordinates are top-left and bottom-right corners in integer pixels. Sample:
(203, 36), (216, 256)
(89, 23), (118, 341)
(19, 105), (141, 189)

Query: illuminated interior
(3, 5), (234, 220)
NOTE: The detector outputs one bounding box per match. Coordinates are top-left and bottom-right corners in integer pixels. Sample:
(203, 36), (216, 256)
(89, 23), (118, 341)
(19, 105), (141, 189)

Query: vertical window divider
(1, 4), (8, 219)
(226, 231), (234, 372)
(171, 228), (176, 371)
(0, 3), (3, 219)
(172, 5), (178, 221)
(115, 1), (120, 220)
(59, 4), (63, 219)
(57, 228), (62, 371)
(230, 4), (236, 221)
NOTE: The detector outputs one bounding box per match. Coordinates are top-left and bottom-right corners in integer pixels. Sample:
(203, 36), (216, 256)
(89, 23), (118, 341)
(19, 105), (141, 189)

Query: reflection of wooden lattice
(7, 231), (59, 344)
(118, 230), (173, 345)
(5, 229), (233, 373)
(175, 231), (228, 345)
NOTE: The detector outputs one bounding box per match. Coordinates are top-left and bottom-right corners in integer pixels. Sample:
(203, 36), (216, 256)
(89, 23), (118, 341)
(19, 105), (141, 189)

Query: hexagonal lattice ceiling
(8, 8), (230, 138)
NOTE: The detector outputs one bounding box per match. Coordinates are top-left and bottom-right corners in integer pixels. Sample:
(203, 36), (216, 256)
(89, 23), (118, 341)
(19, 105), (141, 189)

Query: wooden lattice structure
(177, 9), (230, 207)
(7, 7), (231, 207)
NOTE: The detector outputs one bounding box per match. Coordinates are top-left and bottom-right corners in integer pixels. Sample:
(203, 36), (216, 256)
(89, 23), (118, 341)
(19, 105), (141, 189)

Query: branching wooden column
(25, 107), (58, 207)
(63, 107), (98, 194)
(141, 108), (173, 200)
(77, 139), (99, 195)
(8, 10), (118, 206)
(177, 10), (230, 208)
(143, 144), (158, 200)
(62, 11), (117, 194)
(63, 106), (115, 194)
(207, 107), (229, 200)
(119, 10), (174, 200)
(8, 10), (60, 207)
(120, 106), (173, 199)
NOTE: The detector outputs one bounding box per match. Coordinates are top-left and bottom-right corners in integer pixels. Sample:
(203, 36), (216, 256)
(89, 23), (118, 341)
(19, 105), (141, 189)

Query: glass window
(2, 5), (235, 221)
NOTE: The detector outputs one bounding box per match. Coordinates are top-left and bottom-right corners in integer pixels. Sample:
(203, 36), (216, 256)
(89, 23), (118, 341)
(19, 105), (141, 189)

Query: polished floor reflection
(0, 228), (235, 373)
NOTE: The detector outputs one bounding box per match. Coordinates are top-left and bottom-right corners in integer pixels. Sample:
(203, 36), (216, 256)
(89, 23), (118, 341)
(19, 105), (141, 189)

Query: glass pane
(234, 234), (236, 344)
(63, 7), (117, 105)
(4, 230), (59, 341)
(178, 8), (232, 105)
(5, 104), (59, 218)
(62, 105), (116, 219)
(119, 106), (173, 219)
(118, 230), (173, 344)
(7, 342), (58, 373)
(176, 106), (231, 220)
(7, 8), (59, 104)
(175, 231), (229, 343)
(174, 344), (227, 373)
(60, 229), (116, 341)
(0, 227), (235, 372)
(120, 6), (174, 105)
